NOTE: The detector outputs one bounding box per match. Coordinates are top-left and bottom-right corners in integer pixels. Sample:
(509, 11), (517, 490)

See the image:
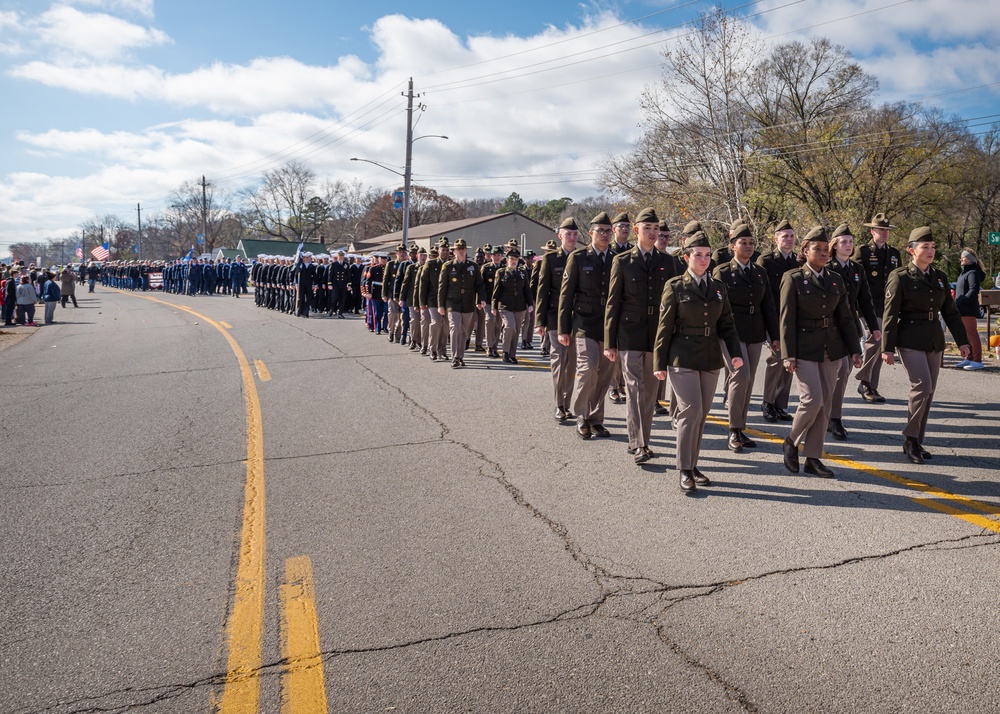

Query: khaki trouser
(669, 366), (720, 470)
(620, 350), (657, 450)
(788, 359), (840, 459)
(855, 316), (885, 389)
(409, 304), (422, 348)
(499, 310), (525, 356)
(897, 348), (941, 442)
(547, 329), (577, 410)
(430, 308), (448, 356)
(485, 307), (501, 350)
(387, 299), (402, 340)
(722, 341), (763, 430)
(448, 310), (476, 361)
(571, 337), (614, 425)
(762, 341), (794, 410)
(420, 307), (432, 351)
(473, 305), (486, 349)
(830, 355), (852, 420)
(521, 309), (534, 345)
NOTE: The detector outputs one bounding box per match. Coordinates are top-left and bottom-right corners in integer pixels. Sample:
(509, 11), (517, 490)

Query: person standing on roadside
(60, 266), (78, 308)
(954, 248), (986, 370)
(42, 272), (61, 324)
(16, 275), (38, 326)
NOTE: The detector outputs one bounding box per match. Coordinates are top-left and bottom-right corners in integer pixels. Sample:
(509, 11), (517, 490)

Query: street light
(351, 131), (448, 249)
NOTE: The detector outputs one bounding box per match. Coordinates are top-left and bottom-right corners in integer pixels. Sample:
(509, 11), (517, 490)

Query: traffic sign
(989, 232), (1000, 246)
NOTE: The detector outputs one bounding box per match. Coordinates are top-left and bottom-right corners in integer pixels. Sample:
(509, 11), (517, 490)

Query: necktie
(744, 266), (752, 282)
(598, 252), (605, 268)
(644, 251), (651, 268)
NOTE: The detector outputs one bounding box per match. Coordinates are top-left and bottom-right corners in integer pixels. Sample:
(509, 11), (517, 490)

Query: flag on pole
(75, 245), (83, 259)
(91, 242), (110, 260)
(183, 248), (194, 262)
(292, 241), (304, 271)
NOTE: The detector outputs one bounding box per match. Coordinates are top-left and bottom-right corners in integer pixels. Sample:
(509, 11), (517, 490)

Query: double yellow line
(119, 293), (329, 713)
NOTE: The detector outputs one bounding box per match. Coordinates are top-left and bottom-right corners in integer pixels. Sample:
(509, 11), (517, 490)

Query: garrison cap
(729, 222), (752, 241)
(684, 231), (711, 249)
(658, 219), (671, 232)
(591, 211), (613, 226)
(453, 238), (468, 249)
(611, 212), (631, 225)
(802, 225), (828, 243)
(774, 219), (794, 233)
(864, 213), (895, 229)
(831, 223), (853, 239)
(558, 217), (580, 231)
(908, 226), (933, 243)
(634, 207), (659, 224)
(683, 220), (703, 235)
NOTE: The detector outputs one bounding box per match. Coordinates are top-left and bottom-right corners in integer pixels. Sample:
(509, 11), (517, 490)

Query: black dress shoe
(459, 359), (466, 366)
(903, 439), (924, 464)
(502, 352), (512, 363)
(634, 447), (651, 465)
(804, 458), (835, 478)
(654, 404), (669, 415)
(738, 431), (756, 448)
(869, 387), (886, 403)
(762, 402), (778, 423)
(919, 445), (932, 459)
(452, 359), (462, 369)
(858, 381), (881, 403)
(591, 424), (610, 438)
(609, 389), (621, 402)
(679, 471), (697, 492)
(783, 437), (800, 474)
(554, 407), (565, 422)
(509, 355), (518, 365)
(728, 430), (744, 453)
(576, 418), (592, 440)
(775, 407), (793, 421)
(692, 468), (711, 486)
(828, 418), (848, 441)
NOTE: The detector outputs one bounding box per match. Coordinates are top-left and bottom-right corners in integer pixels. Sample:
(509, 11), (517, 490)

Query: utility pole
(136, 202), (142, 259)
(200, 175), (209, 256)
(402, 78), (416, 250)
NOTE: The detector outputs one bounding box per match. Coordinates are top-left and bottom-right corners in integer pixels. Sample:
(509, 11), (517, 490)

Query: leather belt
(676, 325), (716, 337)
(800, 317), (831, 328)
(900, 311), (935, 321)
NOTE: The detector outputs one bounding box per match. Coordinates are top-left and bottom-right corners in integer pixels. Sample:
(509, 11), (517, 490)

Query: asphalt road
(1, 287), (997, 714)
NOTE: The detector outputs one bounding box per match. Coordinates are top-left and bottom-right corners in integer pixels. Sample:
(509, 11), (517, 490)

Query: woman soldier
(653, 232), (743, 494)
(881, 227), (970, 464)
(826, 224), (880, 440)
(493, 247), (532, 364)
(780, 226), (863, 479)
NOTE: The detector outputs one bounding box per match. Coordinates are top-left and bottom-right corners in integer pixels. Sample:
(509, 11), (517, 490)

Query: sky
(1, 0), (998, 255)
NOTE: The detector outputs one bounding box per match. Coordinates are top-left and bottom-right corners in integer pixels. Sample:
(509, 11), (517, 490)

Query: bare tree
(240, 160), (316, 241)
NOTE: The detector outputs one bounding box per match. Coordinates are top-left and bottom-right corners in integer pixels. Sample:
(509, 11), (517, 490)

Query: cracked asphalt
(1, 289), (997, 714)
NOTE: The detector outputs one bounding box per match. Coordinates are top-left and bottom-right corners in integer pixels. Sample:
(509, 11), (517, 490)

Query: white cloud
(35, 5), (170, 61)
(71, 0), (156, 18)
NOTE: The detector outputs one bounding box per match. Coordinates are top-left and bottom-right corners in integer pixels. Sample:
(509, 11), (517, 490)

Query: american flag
(91, 242), (110, 260)
(75, 245), (83, 259)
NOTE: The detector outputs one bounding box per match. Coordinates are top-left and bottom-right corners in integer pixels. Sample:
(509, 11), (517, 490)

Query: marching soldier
(422, 240), (451, 359)
(481, 246), (505, 358)
(438, 239), (486, 368)
(604, 208), (678, 464)
(712, 221), (780, 453)
(558, 211), (615, 440)
(533, 241), (556, 356)
(294, 252), (317, 317)
(654, 231), (742, 492)
(757, 219), (798, 423)
(855, 213), (901, 403)
(384, 245), (407, 342)
(492, 247), (532, 363)
(401, 247), (426, 351)
(520, 250), (538, 350)
(607, 212), (633, 404)
(328, 251), (350, 317)
(536, 219), (580, 420)
(779, 226), (862, 479)
(881, 227), (969, 464)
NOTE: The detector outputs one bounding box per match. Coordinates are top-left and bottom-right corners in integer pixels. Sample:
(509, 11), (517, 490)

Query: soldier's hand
(783, 358), (796, 373)
(536, 326), (545, 336)
(959, 344), (971, 359)
(438, 308), (446, 316)
(873, 330), (882, 342)
(605, 348), (617, 362)
(557, 334), (570, 347)
(478, 301), (486, 309)
(731, 357), (744, 370)
(882, 351), (895, 366)
(771, 340), (780, 352)
(852, 353), (863, 369)
(654, 370), (666, 381)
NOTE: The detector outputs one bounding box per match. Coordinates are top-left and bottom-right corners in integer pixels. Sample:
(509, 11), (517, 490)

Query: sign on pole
(393, 191), (404, 209)
(197, 233), (205, 244)
(988, 231), (1000, 246)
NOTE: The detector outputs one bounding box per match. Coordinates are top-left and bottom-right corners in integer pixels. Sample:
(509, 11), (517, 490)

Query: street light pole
(402, 78), (415, 250)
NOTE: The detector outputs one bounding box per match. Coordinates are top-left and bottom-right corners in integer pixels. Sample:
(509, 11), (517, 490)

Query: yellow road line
(279, 556), (329, 714)
(254, 359), (271, 382)
(115, 290), (266, 713)
(912, 498), (1000, 534)
(221, 321), (234, 329)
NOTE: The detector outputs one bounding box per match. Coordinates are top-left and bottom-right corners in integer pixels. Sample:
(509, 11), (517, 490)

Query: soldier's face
(454, 248), (467, 261)
(871, 227), (889, 245)
(507, 255), (519, 269)
(559, 230), (578, 252)
(733, 237), (754, 261)
(418, 255), (427, 264)
(613, 223), (630, 243)
(803, 240), (830, 270)
(909, 241), (935, 266)
(655, 232), (670, 251)
(688, 248), (712, 275)
(492, 254), (503, 264)
(590, 226), (611, 251)
(634, 222), (658, 250)
(775, 230), (795, 254)
(833, 235), (854, 260)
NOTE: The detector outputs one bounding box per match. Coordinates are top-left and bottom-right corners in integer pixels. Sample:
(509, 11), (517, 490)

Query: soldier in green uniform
(855, 213), (901, 403)
(533, 242), (556, 355)
(779, 226), (862, 479)
(607, 212), (633, 404)
(654, 232), (742, 492)
(384, 244), (407, 343)
(758, 219), (799, 423)
(401, 246), (426, 351)
(417, 245), (446, 359)
(438, 238), (486, 368)
(881, 227), (970, 464)
(536, 219), (580, 421)
(492, 247), (532, 364)
(605, 208), (678, 464)
(558, 211), (615, 440)
(712, 221), (780, 453)
(481, 246), (505, 358)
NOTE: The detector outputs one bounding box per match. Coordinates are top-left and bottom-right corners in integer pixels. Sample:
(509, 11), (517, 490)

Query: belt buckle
(927, 311), (934, 321)
(704, 327), (710, 337)
(822, 317), (829, 328)
(647, 306), (654, 315)
(749, 305), (755, 314)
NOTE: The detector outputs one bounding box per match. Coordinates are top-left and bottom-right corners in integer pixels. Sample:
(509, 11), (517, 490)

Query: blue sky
(2, 0), (998, 253)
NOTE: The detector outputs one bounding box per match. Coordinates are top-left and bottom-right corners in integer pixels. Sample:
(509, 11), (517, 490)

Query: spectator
(954, 248), (986, 370)
(15, 276), (38, 326)
(60, 266), (78, 307)
(42, 272), (61, 324)
(3, 269), (17, 325)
